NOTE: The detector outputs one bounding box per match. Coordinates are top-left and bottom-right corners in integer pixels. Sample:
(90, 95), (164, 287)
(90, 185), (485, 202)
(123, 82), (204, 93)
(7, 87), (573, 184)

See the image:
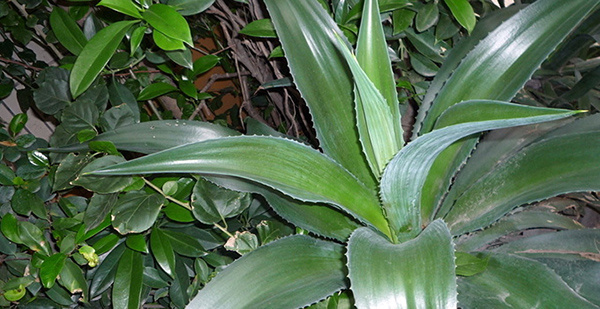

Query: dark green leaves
(239, 19), (276, 38)
(144, 4), (193, 49)
(70, 20), (138, 97)
(443, 0), (476, 33)
(150, 228), (176, 277)
(111, 191), (166, 234)
(97, 0), (143, 19)
(40, 253), (67, 289)
(113, 248), (144, 309)
(191, 178), (252, 224)
(49, 7), (87, 55)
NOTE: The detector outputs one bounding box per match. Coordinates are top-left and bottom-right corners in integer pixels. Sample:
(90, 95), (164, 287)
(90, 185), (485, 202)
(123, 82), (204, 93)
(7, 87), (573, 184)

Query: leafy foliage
(0, 0), (599, 308)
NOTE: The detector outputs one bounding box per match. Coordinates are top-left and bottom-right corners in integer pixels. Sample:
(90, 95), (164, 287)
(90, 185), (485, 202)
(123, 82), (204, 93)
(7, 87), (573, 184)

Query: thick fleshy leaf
(71, 156), (134, 194)
(187, 235), (346, 309)
(92, 136), (390, 237)
(347, 220), (456, 309)
(538, 258), (600, 306)
(111, 191), (166, 234)
(49, 8), (88, 56)
(70, 20), (138, 97)
(416, 0), (600, 135)
(443, 115), (600, 235)
(48, 120), (239, 154)
(336, 35), (400, 177)
(206, 175), (361, 241)
(264, 0), (376, 189)
(456, 210), (583, 252)
(113, 248), (144, 309)
(458, 253), (598, 308)
(380, 105), (579, 240)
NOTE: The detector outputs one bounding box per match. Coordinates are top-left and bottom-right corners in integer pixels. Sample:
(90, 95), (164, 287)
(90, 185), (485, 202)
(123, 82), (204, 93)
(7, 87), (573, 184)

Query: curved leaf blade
(112, 248), (144, 309)
(143, 4), (192, 45)
(50, 8), (88, 56)
(348, 220), (457, 309)
(187, 235), (346, 309)
(264, 0), (376, 189)
(380, 105), (578, 239)
(444, 0), (476, 33)
(92, 136), (390, 237)
(150, 228), (175, 277)
(97, 0), (143, 19)
(111, 191), (166, 234)
(47, 120), (240, 154)
(70, 20), (138, 97)
(417, 0), (600, 135)
(458, 253), (598, 308)
(137, 82), (178, 101)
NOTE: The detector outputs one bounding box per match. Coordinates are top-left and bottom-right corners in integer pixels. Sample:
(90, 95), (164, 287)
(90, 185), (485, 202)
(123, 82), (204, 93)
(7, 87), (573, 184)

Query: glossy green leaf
(72, 156), (134, 194)
(108, 80), (140, 122)
(264, 0), (376, 189)
(380, 105), (579, 240)
(143, 4), (192, 45)
(162, 229), (205, 257)
(9, 113), (27, 136)
(50, 8), (88, 56)
(404, 28), (444, 64)
(0, 164), (16, 185)
(111, 191), (166, 234)
(458, 253), (598, 308)
(40, 253), (67, 289)
(70, 20), (137, 97)
(153, 29), (186, 51)
(113, 248), (144, 309)
(239, 19), (277, 38)
(129, 25), (146, 56)
(393, 8), (416, 35)
(444, 0), (476, 33)
(456, 210), (583, 252)
(191, 177), (252, 225)
(150, 228), (175, 277)
(49, 120), (239, 154)
(166, 48), (193, 70)
(170, 257), (190, 307)
(443, 115), (600, 235)
(34, 68), (72, 115)
(97, 0), (143, 19)
(188, 235), (346, 308)
(415, 2), (438, 32)
(167, 0), (214, 15)
(58, 259), (88, 301)
(344, 0), (411, 23)
(92, 136), (390, 238)
(224, 231), (258, 255)
(192, 55), (220, 77)
(18, 221), (51, 255)
(90, 243), (126, 297)
(1, 213), (22, 244)
(11, 188), (46, 218)
(347, 220), (456, 308)
(125, 233), (148, 253)
(417, 0), (600, 135)
(336, 35), (399, 177)
(92, 233), (120, 255)
(455, 251), (489, 277)
(137, 82), (177, 101)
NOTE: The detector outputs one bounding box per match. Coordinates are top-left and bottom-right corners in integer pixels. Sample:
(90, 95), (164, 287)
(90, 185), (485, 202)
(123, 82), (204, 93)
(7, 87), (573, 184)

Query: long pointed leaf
(458, 253), (598, 308)
(92, 136), (391, 237)
(347, 220), (457, 309)
(47, 120), (239, 154)
(443, 115), (600, 235)
(187, 235), (346, 309)
(356, 0), (403, 146)
(264, 0), (376, 189)
(418, 0), (600, 134)
(380, 105), (579, 240)
(336, 36), (400, 177)
(70, 20), (138, 97)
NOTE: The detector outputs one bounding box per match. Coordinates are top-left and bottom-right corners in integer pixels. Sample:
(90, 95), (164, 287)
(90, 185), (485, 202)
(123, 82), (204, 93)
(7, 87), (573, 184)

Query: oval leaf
(111, 191), (166, 234)
(143, 4), (192, 45)
(50, 8), (88, 56)
(112, 248), (144, 309)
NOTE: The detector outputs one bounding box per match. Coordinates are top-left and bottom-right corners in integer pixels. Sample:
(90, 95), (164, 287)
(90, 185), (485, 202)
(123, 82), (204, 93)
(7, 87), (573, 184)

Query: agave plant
(79, 0), (600, 307)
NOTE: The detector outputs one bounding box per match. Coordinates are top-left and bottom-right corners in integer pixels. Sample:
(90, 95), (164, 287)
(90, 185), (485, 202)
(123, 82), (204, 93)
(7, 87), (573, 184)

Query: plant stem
(214, 222), (235, 238)
(143, 178), (192, 210)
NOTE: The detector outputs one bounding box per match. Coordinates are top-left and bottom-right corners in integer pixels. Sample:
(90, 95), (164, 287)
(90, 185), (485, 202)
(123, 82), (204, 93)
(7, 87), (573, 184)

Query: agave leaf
(347, 220), (457, 309)
(46, 120), (239, 153)
(206, 175), (361, 242)
(92, 136), (390, 237)
(335, 35), (400, 177)
(442, 115), (600, 235)
(187, 235), (346, 309)
(355, 0), (403, 146)
(264, 0), (376, 189)
(457, 253), (598, 308)
(456, 210), (583, 252)
(417, 0), (600, 135)
(537, 258), (600, 306)
(380, 103), (578, 240)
